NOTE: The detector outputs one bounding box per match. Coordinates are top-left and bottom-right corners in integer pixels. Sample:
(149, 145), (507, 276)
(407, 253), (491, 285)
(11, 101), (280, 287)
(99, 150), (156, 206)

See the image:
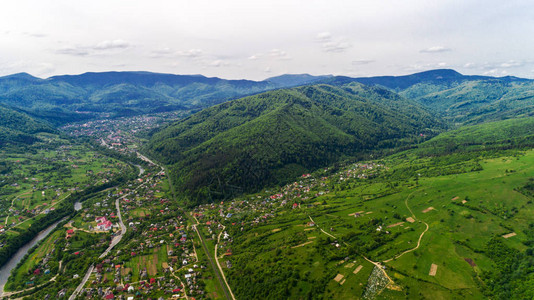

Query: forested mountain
(1, 69), (532, 126)
(146, 83), (443, 205)
(0, 104), (55, 147)
(321, 69), (534, 125)
(0, 71), (326, 123)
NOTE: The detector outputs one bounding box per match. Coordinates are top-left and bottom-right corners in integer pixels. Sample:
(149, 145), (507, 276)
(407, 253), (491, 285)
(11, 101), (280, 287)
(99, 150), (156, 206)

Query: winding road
(68, 167), (133, 300)
(192, 223), (233, 300)
(214, 226), (236, 300)
(383, 190), (430, 263)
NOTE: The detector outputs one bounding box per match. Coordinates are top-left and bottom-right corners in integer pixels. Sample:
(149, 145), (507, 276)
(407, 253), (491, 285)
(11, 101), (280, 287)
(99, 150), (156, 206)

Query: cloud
(55, 39), (132, 56)
(175, 49), (203, 58)
(322, 40), (351, 53)
(56, 47), (90, 56)
(404, 62), (449, 72)
(316, 32), (332, 42)
(463, 62), (477, 68)
(499, 60), (523, 68)
(150, 48), (204, 59)
(420, 46), (452, 53)
(315, 32), (351, 53)
(23, 32), (47, 38)
(352, 59), (375, 65)
(248, 49), (291, 60)
(483, 69), (510, 76)
(93, 39), (130, 50)
(208, 59), (229, 67)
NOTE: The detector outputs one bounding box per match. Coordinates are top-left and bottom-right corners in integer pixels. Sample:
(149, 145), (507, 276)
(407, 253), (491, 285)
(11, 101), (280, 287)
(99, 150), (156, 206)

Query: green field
(217, 144), (534, 299)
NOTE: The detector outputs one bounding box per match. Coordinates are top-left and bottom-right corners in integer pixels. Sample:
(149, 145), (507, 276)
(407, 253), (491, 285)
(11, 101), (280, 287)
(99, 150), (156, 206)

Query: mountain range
(1, 69), (533, 126)
(145, 83), (443, 204)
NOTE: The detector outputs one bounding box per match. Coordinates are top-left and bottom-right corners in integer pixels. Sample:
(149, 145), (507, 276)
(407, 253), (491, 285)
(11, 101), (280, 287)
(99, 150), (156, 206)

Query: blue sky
(1, 0), (533, 80)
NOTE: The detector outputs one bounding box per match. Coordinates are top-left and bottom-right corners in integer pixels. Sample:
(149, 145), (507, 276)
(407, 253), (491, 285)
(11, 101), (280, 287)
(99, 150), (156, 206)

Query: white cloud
(352, 59), (375, 65)
(420, 46), (452, 53)
(315, 32), (351, 53)
(94, 39), (130, 50)
(499, 60), (523, 68)
(175, 49), (203, 58)
(483, 69), (510, 76)
(248, 49), (291, 61)
(23, 32), (46, 38)
(463, 62), (476, 68)
(208, 59), (229, 67)
(322, 40), (351, 53)
(56, 47), (90, 56)
(55, 39), (132, 56)
(316, 32), (332, 42)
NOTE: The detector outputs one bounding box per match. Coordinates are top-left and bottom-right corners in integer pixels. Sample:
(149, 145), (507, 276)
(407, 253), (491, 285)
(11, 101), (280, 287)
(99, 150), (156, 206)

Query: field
(0, 136), (129, 233)
(221, 147), (534, 299)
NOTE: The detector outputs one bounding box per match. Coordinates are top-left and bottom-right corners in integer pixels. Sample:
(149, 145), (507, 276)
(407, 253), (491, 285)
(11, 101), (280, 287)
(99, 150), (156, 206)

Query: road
(153, 153), (234, 300)
(214, 226), (236, 300)
(192, 223), (233, 300)
(383, 190), (429, 263)
(308, 215), (395, 285)
(69, 180), (130, 299)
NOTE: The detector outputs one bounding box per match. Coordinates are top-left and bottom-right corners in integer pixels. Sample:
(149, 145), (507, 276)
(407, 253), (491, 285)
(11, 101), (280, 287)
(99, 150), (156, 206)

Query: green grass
(219, 145), (534, 299)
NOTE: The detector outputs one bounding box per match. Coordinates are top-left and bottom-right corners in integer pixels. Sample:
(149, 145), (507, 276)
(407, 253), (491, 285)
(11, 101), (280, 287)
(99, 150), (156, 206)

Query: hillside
(0, 104), (55, 147)
(1, 69), (532, 126)
(400, 79), (534, 124)
(146, 83), (443, 205)
(321, 69), (534, 125)
(211, 117), (534, 299)
(0, 72), (326, 123)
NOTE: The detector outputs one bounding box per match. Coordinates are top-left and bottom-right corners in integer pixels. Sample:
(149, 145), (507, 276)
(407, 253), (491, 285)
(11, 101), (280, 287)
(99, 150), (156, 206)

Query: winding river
(0, 218), (65, 294)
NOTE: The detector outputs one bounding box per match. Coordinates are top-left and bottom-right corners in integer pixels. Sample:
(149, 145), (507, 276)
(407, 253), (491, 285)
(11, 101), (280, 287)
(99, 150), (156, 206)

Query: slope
(321, 69), (534, 125)
(0, 71), (327, 123)
(0, 104), (55, 147)
(146, 83), (443, 205)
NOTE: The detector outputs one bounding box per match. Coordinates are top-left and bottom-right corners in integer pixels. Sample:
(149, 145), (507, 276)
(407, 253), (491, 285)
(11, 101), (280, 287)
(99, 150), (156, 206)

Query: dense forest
(0, 104), (55, 147)
(146, 83), (444, 205)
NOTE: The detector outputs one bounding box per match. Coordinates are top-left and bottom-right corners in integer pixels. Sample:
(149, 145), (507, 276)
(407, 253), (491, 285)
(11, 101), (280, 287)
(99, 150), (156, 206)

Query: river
(0, 218), (65, 294)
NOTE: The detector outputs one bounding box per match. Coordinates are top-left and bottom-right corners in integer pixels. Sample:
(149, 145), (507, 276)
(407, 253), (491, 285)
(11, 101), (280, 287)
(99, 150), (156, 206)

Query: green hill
(0, 71), (328, 123)
(414, 117), (534, 156)
(0, 104), (55, 147)
(321, 69), (534, 125)
(146, 83), (443, 205)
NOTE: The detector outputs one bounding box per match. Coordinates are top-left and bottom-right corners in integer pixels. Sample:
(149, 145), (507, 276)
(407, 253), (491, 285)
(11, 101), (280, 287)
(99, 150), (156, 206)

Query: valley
(0, 69), (533, 299)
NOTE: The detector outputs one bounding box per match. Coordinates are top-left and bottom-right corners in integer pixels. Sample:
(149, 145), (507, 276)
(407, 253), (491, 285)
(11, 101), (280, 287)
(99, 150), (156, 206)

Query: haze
(1, 0), (533, 80)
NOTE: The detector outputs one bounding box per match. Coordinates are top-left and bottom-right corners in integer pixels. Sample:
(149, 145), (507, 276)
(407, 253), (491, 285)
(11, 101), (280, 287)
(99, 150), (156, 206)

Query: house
(66, 229), (74, 234)
(97, 220), (113, 231)
(95, 216), (107, 223)
(104, 292), (114, 299)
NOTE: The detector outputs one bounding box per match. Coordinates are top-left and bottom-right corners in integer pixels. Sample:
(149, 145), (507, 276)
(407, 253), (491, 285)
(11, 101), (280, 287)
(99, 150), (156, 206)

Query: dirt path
(383, 190), (430, 263)
(308, 215), (396, 285)
(291, 241), (314, 248)
(214, 226), (236, 300)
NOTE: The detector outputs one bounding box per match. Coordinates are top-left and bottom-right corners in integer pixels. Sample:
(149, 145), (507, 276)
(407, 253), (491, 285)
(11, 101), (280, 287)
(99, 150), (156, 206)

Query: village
(0, 142), (131, 250)
(3, 114), (394, 300)
(61, 111), (187, 154)
(3, 152), (221, 300)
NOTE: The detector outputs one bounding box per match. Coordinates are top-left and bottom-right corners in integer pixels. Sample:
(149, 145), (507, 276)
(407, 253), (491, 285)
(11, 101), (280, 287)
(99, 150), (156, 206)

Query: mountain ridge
(145, 82), (443, 205)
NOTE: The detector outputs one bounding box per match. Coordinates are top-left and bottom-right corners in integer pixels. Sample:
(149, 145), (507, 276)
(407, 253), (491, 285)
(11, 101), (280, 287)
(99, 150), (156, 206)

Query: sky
(1, 0), (533, 80)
